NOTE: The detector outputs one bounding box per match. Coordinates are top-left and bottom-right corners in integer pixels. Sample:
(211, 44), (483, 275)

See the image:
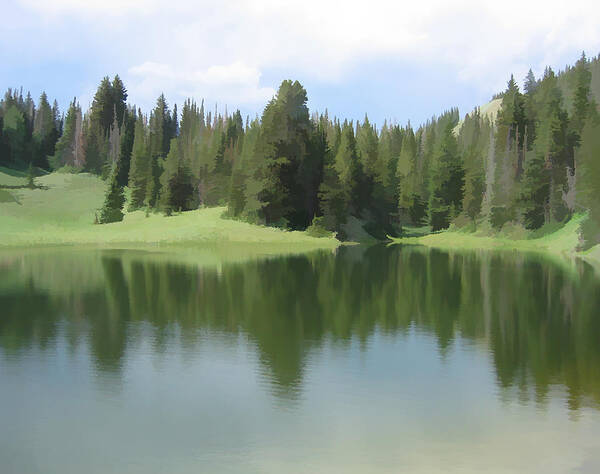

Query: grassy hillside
(453, 98), (502, 135)
(0, 170), (340, 252)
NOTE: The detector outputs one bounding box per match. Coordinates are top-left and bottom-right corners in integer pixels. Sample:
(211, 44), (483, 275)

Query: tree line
(1, 53), (599, 244)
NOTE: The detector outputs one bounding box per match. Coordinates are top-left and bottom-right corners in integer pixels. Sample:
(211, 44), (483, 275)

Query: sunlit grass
(0, 170), (339, 251)
(390, 214), (600, 267)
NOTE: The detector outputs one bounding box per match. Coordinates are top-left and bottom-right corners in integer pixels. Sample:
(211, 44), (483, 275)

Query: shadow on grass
(0, 189), (21, 204)
(0, 184), (49, 191)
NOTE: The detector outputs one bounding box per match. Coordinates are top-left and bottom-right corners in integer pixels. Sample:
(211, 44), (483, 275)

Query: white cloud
(12, 0), (600, 109)
(127, 61), (275, 107)
(19, 0), (160, 15)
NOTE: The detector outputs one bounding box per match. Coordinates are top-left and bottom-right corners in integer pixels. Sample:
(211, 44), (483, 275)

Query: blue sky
(2, 0), (599, 127)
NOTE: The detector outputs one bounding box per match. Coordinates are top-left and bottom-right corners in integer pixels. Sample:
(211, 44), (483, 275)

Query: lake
(1, 245), (600, 473)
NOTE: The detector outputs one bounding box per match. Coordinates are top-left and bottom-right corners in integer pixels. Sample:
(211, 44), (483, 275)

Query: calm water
(1, 245), (600, 473)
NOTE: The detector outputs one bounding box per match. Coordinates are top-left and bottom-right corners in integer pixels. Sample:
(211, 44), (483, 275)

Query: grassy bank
(391, 214), (600, 267)
(0, 171), (339, 252)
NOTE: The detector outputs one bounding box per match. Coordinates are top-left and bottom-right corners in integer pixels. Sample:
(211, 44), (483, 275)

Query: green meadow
(0, 170), (339, 253)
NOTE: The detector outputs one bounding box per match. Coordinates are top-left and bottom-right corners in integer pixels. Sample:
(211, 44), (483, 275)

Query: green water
(1, 245), (600, 473)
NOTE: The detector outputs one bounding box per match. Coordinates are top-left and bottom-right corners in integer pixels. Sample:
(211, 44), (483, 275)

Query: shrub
(306, 216), (334, 238)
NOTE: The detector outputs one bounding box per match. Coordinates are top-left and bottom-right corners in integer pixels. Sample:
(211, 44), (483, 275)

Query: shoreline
(390, 215), (600, 270)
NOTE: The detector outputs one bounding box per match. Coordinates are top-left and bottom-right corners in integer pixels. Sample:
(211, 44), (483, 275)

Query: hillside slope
(453, 98), (502, 135)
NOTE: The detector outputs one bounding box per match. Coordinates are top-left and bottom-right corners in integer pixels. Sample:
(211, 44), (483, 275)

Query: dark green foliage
(429, 122), (464, 231)
(145, 94), (174, 208)
(356, 115), (394, 235)
(82, 75), (130, 176)
(251, 80), (315, 228)
(305, 216), (333, 238)
(320, 119), (367, 236)
(159, 138), (197, 213)
(520, 149), (550, 229)
(165, 163), (195, 213)
(111, 75), (128, 127)
(398, 124), (429, 226)
(128, 114), (150, 210)
(459, 111), (489, 224)
(378, 123), (403, 223)
(52, 99), (83, 169)
(571, 53), (596, 137)
(32, 92), (56, 169)
(227, 168), (246, 217)
(0, 88), (60, 171)
(335, 122), (364, 213)
(490, 76), (526, 229)
(526, 68), (574, 224)
(116, 107), (136, 186)
(318, 123), (348, 235)
(100, 169), (126, 224)
(228, 117), (260, 217)
(2, 104), (27, 166)
(90, 76), (127, 136)
(83, 120), (105, 174)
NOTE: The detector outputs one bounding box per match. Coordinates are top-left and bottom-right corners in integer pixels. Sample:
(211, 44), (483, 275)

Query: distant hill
(454, 53), (600, 135)
(453, 98), (502, 135)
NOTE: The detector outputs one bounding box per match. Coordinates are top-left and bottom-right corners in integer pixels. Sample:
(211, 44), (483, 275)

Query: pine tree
(459, 111), (489, 225)
(252, 80), (313, 228)
(520, 148), (550, 229)
(377, 124), (396, 215)
(232, 118), (262, 219)
(429, 122), (464, 231)
(52, 98), (82, 169)
(357, 115), (379, 178)
(116, 106), (136, 186)
(318, 123), (348, 236)
(145, 94), (171, 208)
(166, 165), (195, 213)
(83, 118), (105, 175)
(128, 113), (150, 210)
(2, 105), (26, 166)
(397, 125), (419, 223)
(524, 69), (538, 96)
(334, 122), (361, 204)
(32, 92), (56, 169)
(99, 168), (126, 223)
(491, 75), (526, 228)
(356, 114), (393, 234)
(111, 75), (128, 127)
(90, 76), (115, 135)
(571, 52), (595, 136)
(159, 138), (195, 213)
(520, 67), (575, 226)
(523, 69), (538, 150)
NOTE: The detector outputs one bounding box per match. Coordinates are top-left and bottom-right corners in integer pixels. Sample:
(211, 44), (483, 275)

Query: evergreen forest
(2, 53), (600, 246)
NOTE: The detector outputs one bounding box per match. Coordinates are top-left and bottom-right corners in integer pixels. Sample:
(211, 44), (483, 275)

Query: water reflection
(1, 245), (599, 409)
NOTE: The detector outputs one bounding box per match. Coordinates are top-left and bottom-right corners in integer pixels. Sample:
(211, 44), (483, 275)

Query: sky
(2, 0), (599, 127)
